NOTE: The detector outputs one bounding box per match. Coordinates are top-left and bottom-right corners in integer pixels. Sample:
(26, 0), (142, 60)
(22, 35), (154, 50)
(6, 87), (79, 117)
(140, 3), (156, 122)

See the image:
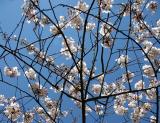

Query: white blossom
(149, 79), (160, 87)
(122, 71), (135, 82)
(39, 16), (50, 27)
(68, 9), (84, 30)
(97, 74), (104, 84)
(60, 37), (80, 59)
(143, 103), (151, 112)
(0, 95), (7, 106)
(134, 80), (145, 90)
(25, 68), (36, 80)
(44, 97), (57, 109)
(29, 82), (48, 97)
(156, 19), (160, 27)
(116, 55), (129, 68)
(75, 1), (89, 12)
(22, 0), (39, 23)
(92, 84), (101, 94)
(146, 88), (156, 100)
(86, 22), (96, 31)
(146, 1), (158, 13)
(150, 115), (156, 123)
(95, 105), (104, 115)
(128, 100), (137, 108)
(26, 44), (36, 54)
(98, 0), (114, 13)
(4, 102), (21, 121)
(152, 26), (160, 38)
(23, 112), (34, 123)
(59, 16), (65, 22)
(142, 65), (155, 77)
(70, 60), (89, 76)
(4, 66), (21, 77)
(99, 22), (113, 36)
(62, 111), (69, 117)
(50, 23), (64, 35)
(114, 105), (128, 115)
(101, 36), (113, 48)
